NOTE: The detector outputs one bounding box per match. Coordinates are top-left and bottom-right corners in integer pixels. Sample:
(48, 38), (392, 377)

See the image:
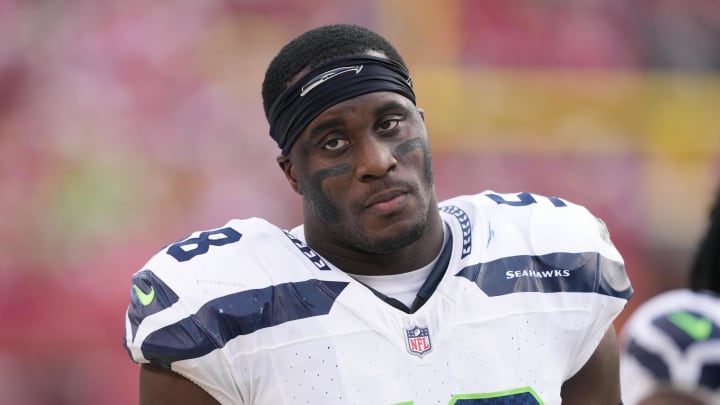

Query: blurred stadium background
(1, 0), (719, 403)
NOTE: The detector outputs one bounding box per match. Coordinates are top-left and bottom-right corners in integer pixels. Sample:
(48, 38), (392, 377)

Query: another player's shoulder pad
(622, 289), (720, 395)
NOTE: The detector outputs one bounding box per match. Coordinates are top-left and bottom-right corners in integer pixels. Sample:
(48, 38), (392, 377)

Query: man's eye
(322, 138), (350, 151)
(378, 119), (399, 131)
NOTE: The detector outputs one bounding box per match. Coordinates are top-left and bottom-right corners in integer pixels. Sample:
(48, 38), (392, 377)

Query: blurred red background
(1, 1), (719, 403)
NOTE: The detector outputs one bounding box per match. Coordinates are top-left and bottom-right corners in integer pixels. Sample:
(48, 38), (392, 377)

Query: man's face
(281, 91), (435, 254)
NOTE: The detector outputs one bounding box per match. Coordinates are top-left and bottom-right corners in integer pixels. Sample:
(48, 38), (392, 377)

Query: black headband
(268, 55), (416, 155)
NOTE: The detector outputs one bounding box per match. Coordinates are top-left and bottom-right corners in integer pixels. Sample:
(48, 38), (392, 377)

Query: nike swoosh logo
(668, 311), (712, 341)
(133, 284), (155, 306)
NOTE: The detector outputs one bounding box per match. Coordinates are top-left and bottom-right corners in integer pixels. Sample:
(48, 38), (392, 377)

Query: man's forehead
(304, 92), (413, 137)
(316, 91), (411, 115)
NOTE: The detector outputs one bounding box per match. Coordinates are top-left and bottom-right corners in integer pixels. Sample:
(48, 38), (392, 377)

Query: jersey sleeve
(124, 267), (217, 367)
(123, 221), (268, 404)
(450, 191), (633, 379)
(458, 191), (633, 300)
(539, 194), (632, 378)
(124, 222), (245, 367)
(123, 257), (245, 402)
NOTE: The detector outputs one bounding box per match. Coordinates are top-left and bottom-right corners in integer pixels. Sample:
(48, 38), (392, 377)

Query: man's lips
(364, 189), (408, 209)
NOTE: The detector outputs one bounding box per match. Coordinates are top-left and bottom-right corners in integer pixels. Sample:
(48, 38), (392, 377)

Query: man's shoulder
(442, 190), (629, 299)
(146, 217), (292, 268)
(124, 217), (339, 367)
(439, 190), (604, 241)
(440, 190), (588, 212)
(132, 217), (308, 305)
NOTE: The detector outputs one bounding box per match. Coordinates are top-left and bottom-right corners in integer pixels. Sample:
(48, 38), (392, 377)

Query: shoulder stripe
(455, 251), (632, 299)
(140, 280), (349, 367)
(629, 322), (720, 391)
(700, 363), (720, 390)
(128, 270), (180, 341)
(625, 338), (670, 380)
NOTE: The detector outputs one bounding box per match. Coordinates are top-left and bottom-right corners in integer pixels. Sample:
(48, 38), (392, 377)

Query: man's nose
(355, 135), (397, 180)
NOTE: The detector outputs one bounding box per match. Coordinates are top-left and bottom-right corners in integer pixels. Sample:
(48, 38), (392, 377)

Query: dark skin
(279, 91), (444, 276)
(139, 57), (624, 404)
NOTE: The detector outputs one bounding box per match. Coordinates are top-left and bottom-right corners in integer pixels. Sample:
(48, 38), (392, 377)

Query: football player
(124, 24), (633, 404)
(620, 189), (720, 404)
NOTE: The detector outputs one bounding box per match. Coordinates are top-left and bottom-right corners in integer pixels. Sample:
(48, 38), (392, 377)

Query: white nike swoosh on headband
(300, 65), (363, 97)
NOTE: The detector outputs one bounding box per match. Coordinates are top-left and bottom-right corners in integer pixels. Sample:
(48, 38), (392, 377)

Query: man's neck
(306, 213), (445, 276)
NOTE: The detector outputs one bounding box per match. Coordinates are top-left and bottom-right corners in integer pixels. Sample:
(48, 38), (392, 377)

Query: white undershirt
(347, 225), (449, 308)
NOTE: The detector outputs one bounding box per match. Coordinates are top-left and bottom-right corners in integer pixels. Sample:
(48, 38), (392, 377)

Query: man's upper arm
(139, 364), (220, 405)
(561, 326), (622, 404)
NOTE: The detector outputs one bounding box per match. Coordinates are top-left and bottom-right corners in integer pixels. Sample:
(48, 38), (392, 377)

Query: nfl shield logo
(405, 326), (432, 357)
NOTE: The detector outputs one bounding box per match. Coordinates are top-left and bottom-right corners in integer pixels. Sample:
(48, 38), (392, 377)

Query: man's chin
(362, 221), (426, 254)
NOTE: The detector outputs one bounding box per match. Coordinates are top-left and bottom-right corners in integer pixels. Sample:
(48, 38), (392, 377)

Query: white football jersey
(620, 289), (720, 405)
(124, 191), (632, 405)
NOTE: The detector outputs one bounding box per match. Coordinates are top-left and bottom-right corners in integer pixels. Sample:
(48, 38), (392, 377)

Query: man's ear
(417, 107), (425, 121)
(277, 154), (302, 195)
